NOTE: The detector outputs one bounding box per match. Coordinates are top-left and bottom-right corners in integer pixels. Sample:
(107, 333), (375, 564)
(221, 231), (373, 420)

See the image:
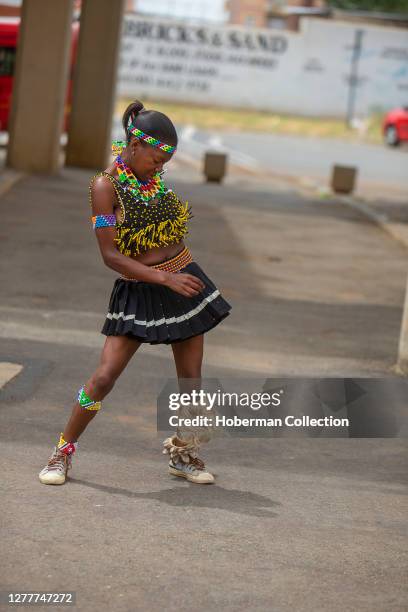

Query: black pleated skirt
(101, 261), (231, 344)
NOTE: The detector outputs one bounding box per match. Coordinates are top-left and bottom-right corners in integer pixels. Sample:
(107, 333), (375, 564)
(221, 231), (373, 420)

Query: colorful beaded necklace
(114, 154), (166, 204)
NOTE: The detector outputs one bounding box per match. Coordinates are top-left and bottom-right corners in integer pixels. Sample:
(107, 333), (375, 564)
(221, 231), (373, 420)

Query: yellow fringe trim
(114, 200), (192, 255)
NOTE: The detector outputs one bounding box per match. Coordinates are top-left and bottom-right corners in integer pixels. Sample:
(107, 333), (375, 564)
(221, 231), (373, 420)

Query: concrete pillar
(398, 275), (408, 373)
(7, 0), (74, 173)
(65, 0), (125, 169)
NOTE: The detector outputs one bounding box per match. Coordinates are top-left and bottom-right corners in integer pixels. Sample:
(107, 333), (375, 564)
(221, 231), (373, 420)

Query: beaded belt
(120, 247), (193, 281)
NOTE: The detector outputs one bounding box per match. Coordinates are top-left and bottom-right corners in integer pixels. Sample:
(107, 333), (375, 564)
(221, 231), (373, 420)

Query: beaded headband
(112, 117), (176, 156)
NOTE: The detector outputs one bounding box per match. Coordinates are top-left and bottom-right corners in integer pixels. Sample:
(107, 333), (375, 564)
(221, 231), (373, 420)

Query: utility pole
(346, 29), (364, 128)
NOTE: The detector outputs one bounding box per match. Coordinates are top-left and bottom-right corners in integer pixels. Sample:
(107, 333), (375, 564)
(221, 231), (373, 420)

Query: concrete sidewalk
(1, 162), (407, 611)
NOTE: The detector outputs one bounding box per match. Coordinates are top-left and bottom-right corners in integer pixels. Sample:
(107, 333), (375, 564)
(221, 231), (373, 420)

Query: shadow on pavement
(68, 478), (281, 518)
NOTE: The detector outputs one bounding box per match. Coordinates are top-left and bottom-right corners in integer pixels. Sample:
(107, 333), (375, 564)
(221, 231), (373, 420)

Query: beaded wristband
(92, 214), (117, 229)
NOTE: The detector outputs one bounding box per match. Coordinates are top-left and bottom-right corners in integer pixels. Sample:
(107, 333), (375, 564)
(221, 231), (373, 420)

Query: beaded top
(89, 172), (192, 256)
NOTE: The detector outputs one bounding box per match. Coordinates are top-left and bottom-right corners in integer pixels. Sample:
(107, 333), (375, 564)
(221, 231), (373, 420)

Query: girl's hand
(163, 272), (205, 297)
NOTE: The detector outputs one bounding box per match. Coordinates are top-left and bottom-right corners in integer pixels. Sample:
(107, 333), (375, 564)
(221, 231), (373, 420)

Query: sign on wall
(117, 15), (408, 118)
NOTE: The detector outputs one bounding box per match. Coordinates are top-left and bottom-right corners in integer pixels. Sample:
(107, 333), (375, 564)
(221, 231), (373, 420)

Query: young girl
(38, 100), (231, 485)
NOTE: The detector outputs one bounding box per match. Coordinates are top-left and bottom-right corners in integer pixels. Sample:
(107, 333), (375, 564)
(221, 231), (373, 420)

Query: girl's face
(126, 138), (174, 182)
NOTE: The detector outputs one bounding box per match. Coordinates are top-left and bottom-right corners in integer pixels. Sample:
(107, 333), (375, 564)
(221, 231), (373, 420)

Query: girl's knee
(90, 369), (117, 396)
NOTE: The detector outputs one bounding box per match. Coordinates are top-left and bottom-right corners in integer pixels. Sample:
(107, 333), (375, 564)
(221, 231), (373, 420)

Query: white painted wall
(117, 15), (408, 118)
(135, 0), (228, 24)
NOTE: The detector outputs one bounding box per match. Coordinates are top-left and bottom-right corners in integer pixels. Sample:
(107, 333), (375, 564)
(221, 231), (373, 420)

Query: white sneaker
(38, 446), (72, 485)
(168, 457), (215, 484)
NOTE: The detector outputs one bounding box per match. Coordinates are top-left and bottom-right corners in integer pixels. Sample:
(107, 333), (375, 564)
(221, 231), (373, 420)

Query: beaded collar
(114, 155), (166, 205)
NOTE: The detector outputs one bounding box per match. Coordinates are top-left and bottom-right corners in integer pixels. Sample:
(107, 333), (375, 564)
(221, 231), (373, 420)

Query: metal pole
(397, 274), (408, 373)
(346, 29), (364, 128)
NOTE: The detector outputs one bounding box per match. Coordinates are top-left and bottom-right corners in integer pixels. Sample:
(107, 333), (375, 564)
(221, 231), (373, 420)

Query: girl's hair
(122, 100), (178, 149)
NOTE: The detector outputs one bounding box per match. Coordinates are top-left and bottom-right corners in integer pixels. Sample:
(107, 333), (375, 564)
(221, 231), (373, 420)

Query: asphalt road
(1, 165), (407, 611)
(175, 125), (408, 198)
(112, 116), (408, 198)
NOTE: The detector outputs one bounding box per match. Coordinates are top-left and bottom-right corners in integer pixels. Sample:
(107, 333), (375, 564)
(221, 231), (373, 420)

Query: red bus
(0, 17), (79, 131)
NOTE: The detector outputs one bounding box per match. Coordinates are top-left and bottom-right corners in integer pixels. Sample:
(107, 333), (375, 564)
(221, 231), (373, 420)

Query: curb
(0, 168), (25, 199)
(176, 152), (408, 250)
(336, 195), (408, 251)
(178, 153), (408, 249)
(177, 150), (314, 187)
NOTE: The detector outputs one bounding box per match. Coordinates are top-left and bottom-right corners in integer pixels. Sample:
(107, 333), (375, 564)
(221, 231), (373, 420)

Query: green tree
(327, 0), (408, 12)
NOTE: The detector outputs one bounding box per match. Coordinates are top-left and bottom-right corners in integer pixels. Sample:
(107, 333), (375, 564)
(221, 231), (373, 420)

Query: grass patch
(116, 98), (384, 145)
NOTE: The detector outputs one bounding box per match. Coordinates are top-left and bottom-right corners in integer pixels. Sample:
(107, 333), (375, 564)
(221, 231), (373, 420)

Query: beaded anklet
(77, 386), (102, 411)
(57, 433), (77, 456)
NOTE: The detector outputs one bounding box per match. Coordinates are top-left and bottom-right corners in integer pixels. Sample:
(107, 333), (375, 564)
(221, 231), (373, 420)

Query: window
(0, 47), (16, 77)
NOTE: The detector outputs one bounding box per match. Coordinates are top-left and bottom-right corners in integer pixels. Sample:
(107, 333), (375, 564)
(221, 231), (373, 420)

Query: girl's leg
(171, 334), (207, 442)
(171, 333), (203, 390)
(62, 335), (141, 442)
(165, 334), (214, 483)
(171, 334), (204, 439)
(39, 335), (141, 485)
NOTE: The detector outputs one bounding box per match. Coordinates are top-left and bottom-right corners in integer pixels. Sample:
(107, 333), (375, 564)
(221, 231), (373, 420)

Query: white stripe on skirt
(105, 290), (220, 327)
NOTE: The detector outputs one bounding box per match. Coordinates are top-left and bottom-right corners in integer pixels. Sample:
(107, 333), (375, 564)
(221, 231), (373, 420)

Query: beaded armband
(92, 214), (117, 229)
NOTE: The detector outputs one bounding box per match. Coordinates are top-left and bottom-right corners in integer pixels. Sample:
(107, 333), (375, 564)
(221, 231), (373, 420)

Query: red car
(383, 107), (408, 146)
